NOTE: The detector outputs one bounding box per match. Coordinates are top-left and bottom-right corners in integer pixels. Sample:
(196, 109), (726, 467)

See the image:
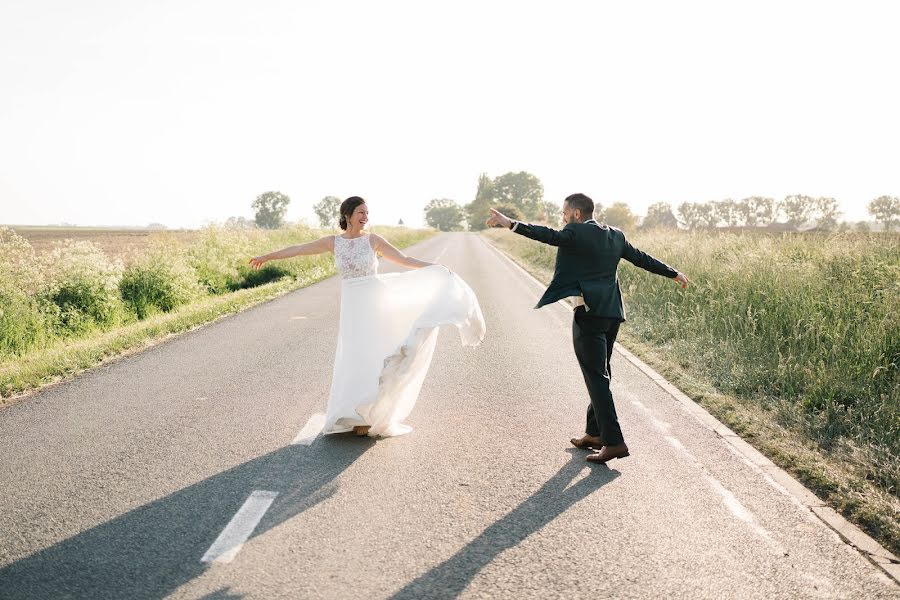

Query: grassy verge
(482, 227), (900, 556)
(1, 226), (435, 401)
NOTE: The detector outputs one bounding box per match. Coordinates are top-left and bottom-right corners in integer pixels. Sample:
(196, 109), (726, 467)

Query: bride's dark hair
(339, 196), (366, 230)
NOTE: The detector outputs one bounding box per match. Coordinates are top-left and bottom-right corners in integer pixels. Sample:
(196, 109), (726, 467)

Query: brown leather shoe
(570, 434), (604, 450)
(352, 425), (371, 436)
(586, 443), (630, 464)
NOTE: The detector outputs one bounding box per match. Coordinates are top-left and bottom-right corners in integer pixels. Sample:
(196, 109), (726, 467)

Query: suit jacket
(510, 219), (677, 320)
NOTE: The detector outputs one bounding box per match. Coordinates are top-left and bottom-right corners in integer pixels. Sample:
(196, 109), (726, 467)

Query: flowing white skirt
(323, 265), (485, 437)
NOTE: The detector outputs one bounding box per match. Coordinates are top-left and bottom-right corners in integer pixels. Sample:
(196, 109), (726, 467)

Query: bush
(188, 225), (253, 294)
(38, 240), (125, 335)
(0, 228), (49, 357)
(0, 288), (48, 357)
(119, 241), (201, 319)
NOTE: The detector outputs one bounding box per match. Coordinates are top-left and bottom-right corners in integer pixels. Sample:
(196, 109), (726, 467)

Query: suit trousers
(572, 306), (624, 445)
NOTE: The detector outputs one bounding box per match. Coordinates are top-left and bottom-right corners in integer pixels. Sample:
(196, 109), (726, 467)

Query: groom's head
(563, 193), (594, 224)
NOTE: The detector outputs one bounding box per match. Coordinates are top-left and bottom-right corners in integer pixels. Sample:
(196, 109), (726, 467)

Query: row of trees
(670, 196), (840, 230)
(249, 186), (900, 233)
(664, 195), (899, 231)
(423, 178), (900, 233)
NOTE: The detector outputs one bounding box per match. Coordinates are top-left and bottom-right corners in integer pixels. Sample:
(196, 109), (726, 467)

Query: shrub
(0, 288), (48, 357)
(188, 225), (253, 294)
(38, 240), (125, 335)
(119, 240), (201, 319)
(0, 228), (51, 356)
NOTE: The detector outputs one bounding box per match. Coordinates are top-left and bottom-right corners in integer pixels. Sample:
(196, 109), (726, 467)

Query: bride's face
(349, 204), (369, 230)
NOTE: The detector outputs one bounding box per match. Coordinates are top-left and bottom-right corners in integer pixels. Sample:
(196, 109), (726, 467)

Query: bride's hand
(249, 256), (267, 270)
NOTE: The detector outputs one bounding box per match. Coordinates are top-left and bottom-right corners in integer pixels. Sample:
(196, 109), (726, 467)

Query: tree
(313, 195), (342, 229)
(813, 197), (841, 230)
(677, 202), (704, 229)
(697, 202), (718, 228)
(465, 173), (496, 231)
(540, 201), (562, 226)
(424, 198), (465, 231)
(642, 202), (677, 229)
(711, 199), (741, 227)
(779, 194), (816, 230)
(491, 171), (545, 221)
(855, 221), (871, 233)
(252, 191), (291, 229)
(867, 195), (900, 231)
(224, 216), (255, 229)
(738, 197), (776, 227)
(604, 202), (638, 232)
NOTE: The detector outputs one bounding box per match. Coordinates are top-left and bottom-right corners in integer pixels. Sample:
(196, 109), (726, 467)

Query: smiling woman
(249, 196), (486, 438)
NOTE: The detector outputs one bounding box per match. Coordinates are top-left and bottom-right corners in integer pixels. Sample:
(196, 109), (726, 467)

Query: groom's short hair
(564, 193), (594, 217)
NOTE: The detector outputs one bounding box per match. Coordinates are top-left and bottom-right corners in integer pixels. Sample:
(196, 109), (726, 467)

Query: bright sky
(1, 0), (898, 228)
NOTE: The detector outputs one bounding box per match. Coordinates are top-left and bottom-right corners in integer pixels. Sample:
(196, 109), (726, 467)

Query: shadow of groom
(390, 450), (621, 599)
(0, 434), (374, 600)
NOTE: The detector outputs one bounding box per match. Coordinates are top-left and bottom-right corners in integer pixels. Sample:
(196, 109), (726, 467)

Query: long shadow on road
(0, 435), (373, 600)
(391, 449), (621, 600)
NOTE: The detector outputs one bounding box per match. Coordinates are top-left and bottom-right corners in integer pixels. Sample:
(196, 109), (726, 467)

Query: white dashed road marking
(292, 413), (326, 445)
(201, 490), (278, 564)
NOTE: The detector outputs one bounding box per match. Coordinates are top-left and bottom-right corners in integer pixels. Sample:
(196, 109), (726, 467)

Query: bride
(249, 196), (485, 437)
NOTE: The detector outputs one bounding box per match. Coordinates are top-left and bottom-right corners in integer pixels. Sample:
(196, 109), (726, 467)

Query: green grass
(483, 227), (900, 556)
(0, 225), (435, 399)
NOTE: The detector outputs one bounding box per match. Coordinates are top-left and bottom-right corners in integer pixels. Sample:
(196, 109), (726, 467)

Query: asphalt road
(0, 232), (896, 599)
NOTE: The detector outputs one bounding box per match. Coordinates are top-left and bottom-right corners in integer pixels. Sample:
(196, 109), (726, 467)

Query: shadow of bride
(0, 434), (373, 600)
(390, 450), (621, 600)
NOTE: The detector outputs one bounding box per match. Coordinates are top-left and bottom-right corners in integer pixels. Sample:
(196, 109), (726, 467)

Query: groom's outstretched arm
(622, 237), (690, 288)
(485, 209), (576, 247)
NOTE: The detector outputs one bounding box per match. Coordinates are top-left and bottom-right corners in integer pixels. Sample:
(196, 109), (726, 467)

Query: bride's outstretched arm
(249, 236), (335, 270)
(370, 234), (435, 269)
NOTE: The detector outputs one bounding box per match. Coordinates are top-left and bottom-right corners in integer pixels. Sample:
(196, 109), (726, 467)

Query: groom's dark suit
(510, 218), (677, 445)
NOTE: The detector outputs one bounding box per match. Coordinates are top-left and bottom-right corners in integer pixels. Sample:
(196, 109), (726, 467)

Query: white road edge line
(630, 397), (780, 550)
(479, 233), (900, 583)
(292, 413), (326, 445)
(201, 490), (278, 564)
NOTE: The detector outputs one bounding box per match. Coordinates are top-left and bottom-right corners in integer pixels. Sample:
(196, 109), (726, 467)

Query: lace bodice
(334, 234), (379, 279)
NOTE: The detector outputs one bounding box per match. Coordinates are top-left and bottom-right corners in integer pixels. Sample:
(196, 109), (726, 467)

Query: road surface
(0, 233), (896, 599)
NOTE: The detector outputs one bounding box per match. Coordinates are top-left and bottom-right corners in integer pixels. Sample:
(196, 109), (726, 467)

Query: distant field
(7, 226), (200, 257)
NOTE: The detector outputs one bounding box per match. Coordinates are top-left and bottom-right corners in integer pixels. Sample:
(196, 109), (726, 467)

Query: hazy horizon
(0, 191), (891, 230)
(2, 1), (897, 229)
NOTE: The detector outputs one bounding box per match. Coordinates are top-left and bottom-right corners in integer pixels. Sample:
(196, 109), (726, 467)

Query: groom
(487, 194), (689, 464)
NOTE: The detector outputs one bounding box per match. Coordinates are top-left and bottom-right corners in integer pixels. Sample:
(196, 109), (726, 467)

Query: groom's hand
(673, 272), (689, 289)
(486, 208), (512, 229)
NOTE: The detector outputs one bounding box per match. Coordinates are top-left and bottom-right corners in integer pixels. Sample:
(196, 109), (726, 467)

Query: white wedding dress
(323, 234), (486, 437)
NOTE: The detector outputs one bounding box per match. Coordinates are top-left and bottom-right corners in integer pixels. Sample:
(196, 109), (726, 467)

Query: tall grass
(616, 231), (898, 489)
(0, 224), (435, 363)
(484, 228), (900, 497)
